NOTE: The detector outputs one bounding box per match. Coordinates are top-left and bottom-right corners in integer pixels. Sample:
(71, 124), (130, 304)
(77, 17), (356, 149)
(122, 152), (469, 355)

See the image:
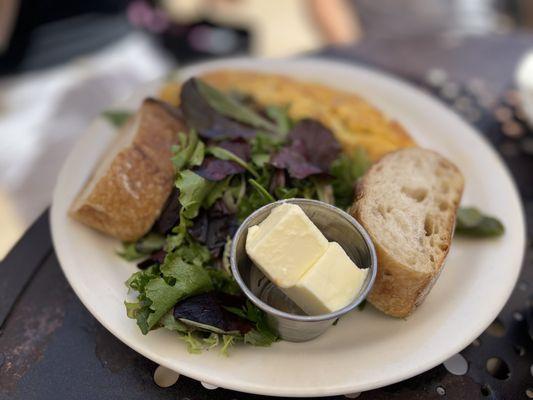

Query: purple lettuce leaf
(270, 146), (323, 179)
(137, 249), (167, 270)
(217, 139), (251, 161)
(209, 198), (234, 217)
(194, 157), (245, 181)
(189, 209), (239, 258)
(288, 119), (341, 170)
(173, 292), (253, 334)
(270, 119), (341, 179)
(153, 188), (181, 234)
(269, 169), (287, 193)
(180, 79), (257, 139)
(194, 139), (251, 181)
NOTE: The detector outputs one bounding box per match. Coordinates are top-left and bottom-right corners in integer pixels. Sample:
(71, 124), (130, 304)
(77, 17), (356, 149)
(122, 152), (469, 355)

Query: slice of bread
(351, 148), (464, 317)
(69, 98), (185, 241)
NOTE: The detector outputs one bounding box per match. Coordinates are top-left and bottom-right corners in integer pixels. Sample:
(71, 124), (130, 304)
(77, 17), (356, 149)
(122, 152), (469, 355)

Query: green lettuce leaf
(175, 170), (215, 220)
(160, 311), (189, 333)
(181, 332), (204, 354)
(250, 132), (284, 167)
(204, 178), (230, 209)
(145, 257), (213, 329)
(189, 140), (205, 167)
(265, 105), (292, 135)
(202, 333), (220, 349)
(118, 233), (165, 261)
(244, 329), (276, 347)
(220, 334), (237, 356)
(455, 207), (504, 237)
(102, 110), (133, 128)
(134, 233), (166, 253)
(207, 268), (241, 295)
(171, 130), (205, 171)
(117, 242), (145, 261)
(225, 301), (278, 347)
(330, 147), (371, 209)
(125, 265), (160, 293)
(125, 243), (213, 333)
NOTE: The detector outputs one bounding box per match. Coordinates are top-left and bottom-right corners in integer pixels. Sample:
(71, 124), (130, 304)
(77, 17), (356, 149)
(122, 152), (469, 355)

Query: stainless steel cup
(230, 199), (377, 342)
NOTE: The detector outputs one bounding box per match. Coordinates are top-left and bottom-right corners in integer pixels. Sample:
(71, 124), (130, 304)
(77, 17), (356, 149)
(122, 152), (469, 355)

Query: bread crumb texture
(353, 148), (464, 317)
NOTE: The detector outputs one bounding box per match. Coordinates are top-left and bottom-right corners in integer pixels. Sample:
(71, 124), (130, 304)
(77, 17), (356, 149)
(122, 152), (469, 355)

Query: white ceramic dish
(51, 58), (525, 397)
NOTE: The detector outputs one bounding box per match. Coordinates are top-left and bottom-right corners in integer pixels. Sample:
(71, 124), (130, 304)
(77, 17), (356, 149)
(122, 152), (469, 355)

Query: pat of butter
(284, 242), (367, 315)
(246, 203), (328, 288)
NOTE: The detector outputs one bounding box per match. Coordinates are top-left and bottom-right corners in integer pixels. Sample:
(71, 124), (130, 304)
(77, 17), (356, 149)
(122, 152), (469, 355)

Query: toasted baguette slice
(352, 148), (464, 317)
(70, 98), (185, 241)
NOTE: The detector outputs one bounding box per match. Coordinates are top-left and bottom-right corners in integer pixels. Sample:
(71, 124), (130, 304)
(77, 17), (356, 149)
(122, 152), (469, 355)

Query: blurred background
(1, 0), (533, 259)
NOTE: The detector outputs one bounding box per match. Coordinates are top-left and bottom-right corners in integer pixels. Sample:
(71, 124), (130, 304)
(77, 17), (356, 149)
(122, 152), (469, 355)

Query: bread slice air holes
(352, 147), (464, 317)
(401, 186), (428, 202)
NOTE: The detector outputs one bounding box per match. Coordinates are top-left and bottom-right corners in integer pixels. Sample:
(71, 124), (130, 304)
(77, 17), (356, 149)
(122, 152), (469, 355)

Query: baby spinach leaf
(455, 207), (504, 237)
(195, 79), (278, 132)
(180, 79), (259, 139)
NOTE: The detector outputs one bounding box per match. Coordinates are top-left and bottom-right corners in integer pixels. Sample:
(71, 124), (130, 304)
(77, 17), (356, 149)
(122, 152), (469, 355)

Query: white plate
(51, 58), (525, 397)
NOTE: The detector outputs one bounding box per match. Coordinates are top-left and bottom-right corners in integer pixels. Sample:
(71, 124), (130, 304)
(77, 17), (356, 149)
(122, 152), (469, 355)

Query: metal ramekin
(230, 199), (377, 342)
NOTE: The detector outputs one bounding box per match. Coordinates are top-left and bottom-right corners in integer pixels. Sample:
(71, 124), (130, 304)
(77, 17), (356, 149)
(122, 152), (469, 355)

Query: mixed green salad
(120, 77), (372, 354)
(117, 78), (504, 355)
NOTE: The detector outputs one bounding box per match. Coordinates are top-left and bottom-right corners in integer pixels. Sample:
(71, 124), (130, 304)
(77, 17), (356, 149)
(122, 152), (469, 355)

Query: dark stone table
(1, 33), (532, 399)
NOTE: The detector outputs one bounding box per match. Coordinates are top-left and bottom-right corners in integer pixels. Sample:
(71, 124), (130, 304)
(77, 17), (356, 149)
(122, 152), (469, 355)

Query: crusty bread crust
(69, 99), (185, 241)
(352, 148), (464, 317)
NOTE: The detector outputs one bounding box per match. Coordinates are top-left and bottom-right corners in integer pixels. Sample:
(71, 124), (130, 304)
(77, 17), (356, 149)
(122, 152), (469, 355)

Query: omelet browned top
(159, 70), (416, 160)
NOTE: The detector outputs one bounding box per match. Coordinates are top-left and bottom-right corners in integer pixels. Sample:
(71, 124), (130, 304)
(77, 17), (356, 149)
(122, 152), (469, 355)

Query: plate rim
(51, 56), (526, 397)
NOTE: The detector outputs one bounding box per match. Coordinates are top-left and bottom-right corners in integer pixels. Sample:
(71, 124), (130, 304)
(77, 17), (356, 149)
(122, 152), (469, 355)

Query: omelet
(159, 70), (415, 160)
